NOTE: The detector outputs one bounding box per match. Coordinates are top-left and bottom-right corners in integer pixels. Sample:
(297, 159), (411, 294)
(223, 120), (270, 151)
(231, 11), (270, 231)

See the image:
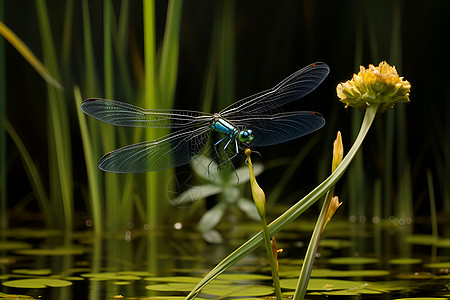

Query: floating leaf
(2, 278), (72, 288)
(15, 248), (85, 256)
(113, 281), (131, 285)
(0, 292), (35, 299)
(435, 238), (450, 248)
(145, 276), (201, 283)
(202, 284), (273, 296)
(120, 271), (152, 277)
(319, 239), (355, 249)
(424, 262), (450, 269)
(4, 229), (61, 239)
(311, 268), (389, 278)
(395, 272), (433, 279)
(404, 234), (437, 245)
(217, 273), (272, 281)
(12, 269), (52, 276)
(393, 298), (448, 300)
(81, 272), (141, 281)
(146, 282), (196, 292)
(63, 277), (84, 281)
(389, 258), (422, 265)
(327, 257), (379, 265)
(322, 288), (383, 296)
(0, 241), (32, 251)
(281, 278), (365, 290)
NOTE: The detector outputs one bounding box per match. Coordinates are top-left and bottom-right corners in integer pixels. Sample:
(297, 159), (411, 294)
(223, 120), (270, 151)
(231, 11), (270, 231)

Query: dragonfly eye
(239, 130), (254, 144)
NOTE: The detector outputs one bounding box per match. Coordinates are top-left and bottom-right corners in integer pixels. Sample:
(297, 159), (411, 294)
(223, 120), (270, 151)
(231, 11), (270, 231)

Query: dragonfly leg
(216, 139), (240, 183)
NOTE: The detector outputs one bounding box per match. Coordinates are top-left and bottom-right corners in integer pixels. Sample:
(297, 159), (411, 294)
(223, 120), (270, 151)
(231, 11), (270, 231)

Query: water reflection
(1, 219), (450, 299)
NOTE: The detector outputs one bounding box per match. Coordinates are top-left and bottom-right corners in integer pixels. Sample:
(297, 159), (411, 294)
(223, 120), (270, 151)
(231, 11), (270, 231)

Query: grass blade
(6, 121), (53, 227)
(74, 86), (102, 234)
(0, 20), (62, 90)
(143, 0), (159, 228)
(0, 0), (6, 233)
(36, 0), (73, 229)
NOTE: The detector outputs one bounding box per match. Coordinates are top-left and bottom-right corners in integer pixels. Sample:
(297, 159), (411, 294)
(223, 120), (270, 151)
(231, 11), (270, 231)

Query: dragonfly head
(238, 129), (254, 145)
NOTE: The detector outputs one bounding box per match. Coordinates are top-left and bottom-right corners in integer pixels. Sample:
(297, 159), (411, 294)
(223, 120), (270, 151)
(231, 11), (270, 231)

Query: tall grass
(2, 1), (422, 237)
(102, 0), (121, 231)
(347, 1), (365, 219)
(143, 0), (160, 229)
(143, 0), (184, 228)
(36, 0), (73, 230)
(0, 0), (6, 234)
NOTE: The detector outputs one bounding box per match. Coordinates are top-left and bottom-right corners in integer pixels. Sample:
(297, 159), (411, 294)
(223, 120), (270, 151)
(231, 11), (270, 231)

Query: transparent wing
(221, 62), (329, 117)
(231, 111), (325, 147)
(81, 98), (212, 128)
(98, 126), (211, 172)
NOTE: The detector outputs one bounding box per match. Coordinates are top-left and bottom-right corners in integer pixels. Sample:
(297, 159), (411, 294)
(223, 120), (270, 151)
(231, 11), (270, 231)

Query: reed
(6, 122), (53, 227)
(102, 0), (122, 231)
(0, 0), (6, 233)
(36, 0), (73, 230)
(143, 0), (159, 229)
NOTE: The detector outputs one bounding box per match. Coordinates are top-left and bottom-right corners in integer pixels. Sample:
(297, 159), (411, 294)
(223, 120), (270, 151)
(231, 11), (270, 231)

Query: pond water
(1, 217), (450, 299)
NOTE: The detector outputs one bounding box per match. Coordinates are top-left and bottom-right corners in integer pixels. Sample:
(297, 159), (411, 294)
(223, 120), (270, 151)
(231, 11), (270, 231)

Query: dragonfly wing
(98, 126), (210, 172)
(235, 112), (325, 147)
(221, 62), (329, 116)
(81, 98), (212, 128)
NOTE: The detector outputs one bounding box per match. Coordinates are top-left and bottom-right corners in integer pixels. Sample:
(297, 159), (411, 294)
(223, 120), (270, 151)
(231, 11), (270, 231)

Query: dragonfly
(81, 62), (329, 174)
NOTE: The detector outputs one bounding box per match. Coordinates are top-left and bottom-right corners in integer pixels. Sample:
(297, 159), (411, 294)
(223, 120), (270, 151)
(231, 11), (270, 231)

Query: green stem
(0, 0), (6, 234)
(185, 104), (379, 299)
(143, 0), (159, 228)
(74, 87), (102, 235)
(293, 187), (334, 300)
(260, 218), (282, 299)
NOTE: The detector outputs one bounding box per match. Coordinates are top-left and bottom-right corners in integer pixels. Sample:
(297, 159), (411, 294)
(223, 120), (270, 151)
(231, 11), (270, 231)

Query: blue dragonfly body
(81, 62), (329, 173)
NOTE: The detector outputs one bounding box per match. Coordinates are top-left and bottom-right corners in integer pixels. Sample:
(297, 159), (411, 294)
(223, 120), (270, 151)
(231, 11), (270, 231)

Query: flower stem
(185, 104), (379, 300)
(260, 217), (283, 299)
(293, 187), (334, 300)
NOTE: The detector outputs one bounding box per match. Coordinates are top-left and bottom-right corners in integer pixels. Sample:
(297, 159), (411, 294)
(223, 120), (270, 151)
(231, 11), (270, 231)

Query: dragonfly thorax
(210, 115), (254, 145)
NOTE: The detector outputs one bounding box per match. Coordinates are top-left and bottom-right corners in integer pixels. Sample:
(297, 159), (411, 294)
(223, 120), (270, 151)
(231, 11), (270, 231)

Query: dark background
(3, 0), (450, 222)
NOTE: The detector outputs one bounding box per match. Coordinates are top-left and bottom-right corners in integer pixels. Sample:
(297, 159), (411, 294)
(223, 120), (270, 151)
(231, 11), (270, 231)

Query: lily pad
(0, 292), (35, 299)
(2, 278), (72, 288)
(311, 268), (389, 277)
(4, 228), (61, 239)
(81, 272), (141, 281)
(389, 258), (422, 265)
(393, 298), (448, 300)
(327, 257), (379, 265)
(319, 239), (355, 249)
(395, 272), (433, 279)
(15, 248), (85, 256)
(12, 269), (52, 276)
(281, 278), (365, 290)
(145, 276), (201, 283)
(435, 238), (450, 247)
(146, 282), (196, 292)
(424, 262), (450, 269)
(216, 273), (272, 281)
(0, 241), (32, 251)
(202, 284), (273, 296)
(404, 234), (438, 245)
(113, 281), (131, 285)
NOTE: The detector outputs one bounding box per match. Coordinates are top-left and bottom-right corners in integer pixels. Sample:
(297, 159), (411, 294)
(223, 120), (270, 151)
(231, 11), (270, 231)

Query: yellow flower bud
(332, 131), (343, 173)
(336, 61), (411, 111)
(245, 149), (266, 219)
(271, 237), (283, 272)
(322, 196), (342, 233)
